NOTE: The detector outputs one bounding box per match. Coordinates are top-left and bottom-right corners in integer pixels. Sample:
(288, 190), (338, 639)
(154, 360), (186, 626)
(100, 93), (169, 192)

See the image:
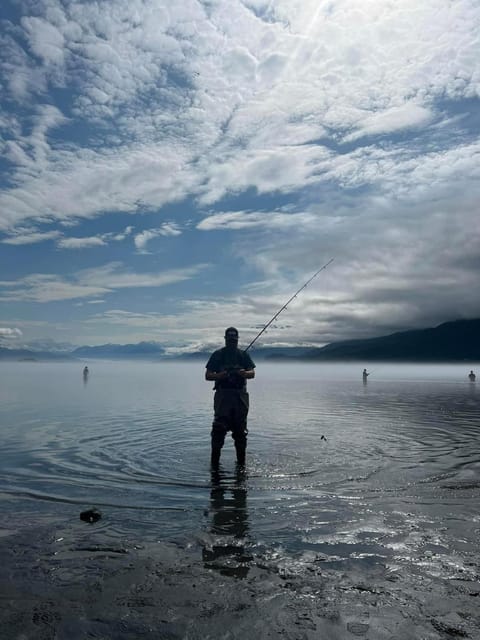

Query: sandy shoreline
(1, 517), (479, 640)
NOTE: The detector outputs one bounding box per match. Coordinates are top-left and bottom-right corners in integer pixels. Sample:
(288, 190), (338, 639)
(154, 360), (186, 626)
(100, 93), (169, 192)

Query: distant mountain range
(1, 318), (479, 362)
(72, 341), (166, 359)
(302, 318), (480, 362)
(0, 347), (73, 362)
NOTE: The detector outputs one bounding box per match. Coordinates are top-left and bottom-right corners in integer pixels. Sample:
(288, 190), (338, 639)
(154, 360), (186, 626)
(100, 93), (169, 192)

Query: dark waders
(211, 389), (249, 468)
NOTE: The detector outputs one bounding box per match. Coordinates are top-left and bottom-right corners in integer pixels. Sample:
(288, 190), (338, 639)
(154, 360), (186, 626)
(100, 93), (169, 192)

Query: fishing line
(245, 258), (334, 352)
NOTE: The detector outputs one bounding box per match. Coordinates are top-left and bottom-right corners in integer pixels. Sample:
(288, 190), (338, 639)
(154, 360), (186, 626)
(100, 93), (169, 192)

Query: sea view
(1, 360), (479, 638)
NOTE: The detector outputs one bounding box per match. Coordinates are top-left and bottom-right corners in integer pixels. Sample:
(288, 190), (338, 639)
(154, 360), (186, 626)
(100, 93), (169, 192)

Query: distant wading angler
(468, 370), (476, 382)
(205, 328), (256, 468)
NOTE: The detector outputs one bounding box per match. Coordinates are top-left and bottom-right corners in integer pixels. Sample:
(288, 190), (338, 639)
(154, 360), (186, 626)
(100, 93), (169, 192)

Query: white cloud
(0, 262), (208, 303)
(198, 145), (331, 205)
(0, 0), (478, 232)
(134, 230), (160, 252)
(0, 275), (110, 303)
(2, 226), (138, 251)
(0, 327), (23, 338)
(158, 223), (182, 237)
(77, 262), (206, 289)
(57, 236), (107, 249)
(0, 142), (199, 231)
(197, 210), (315, 231)
(22, 16), (66, 67)
(343, 103), (434, 142)
(134, 223), (183, 251)
(2, 229), (61, 245)
(112, 225), (134, 241)
(54, 227), (136, 249)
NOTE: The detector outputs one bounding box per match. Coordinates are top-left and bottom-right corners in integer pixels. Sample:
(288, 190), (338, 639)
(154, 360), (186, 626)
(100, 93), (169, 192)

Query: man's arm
(238, 368), (255, 379)
(240, 352), (255, 379)
(205, 369), (228, 382)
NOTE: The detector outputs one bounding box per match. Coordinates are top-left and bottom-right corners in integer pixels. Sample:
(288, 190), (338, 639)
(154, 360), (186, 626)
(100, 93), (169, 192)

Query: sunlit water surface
(1, 360), (479, 581)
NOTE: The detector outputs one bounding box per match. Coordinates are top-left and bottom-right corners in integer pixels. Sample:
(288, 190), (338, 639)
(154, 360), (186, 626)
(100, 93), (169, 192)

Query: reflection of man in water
(362, 368), (369, 382)
(468, 370), (476, 382)
(202, 470), (250, 578)
(205, 328), (255, 468)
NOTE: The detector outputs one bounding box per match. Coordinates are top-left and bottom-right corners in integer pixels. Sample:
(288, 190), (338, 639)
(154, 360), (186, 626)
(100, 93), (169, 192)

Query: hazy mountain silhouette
(0, 347), (73, 361)
(300, 318), (480, 362)
(1, 318), (479, 362)
(72, 341), (165, 359)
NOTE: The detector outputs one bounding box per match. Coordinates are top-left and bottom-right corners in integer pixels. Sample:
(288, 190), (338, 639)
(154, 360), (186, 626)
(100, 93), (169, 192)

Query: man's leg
(232, 392), (249, 466)
(234, 440), (246, 466)
(232, 427), (247, 465)
(211, 391), (229, 468)
(211, 421), (226, 468)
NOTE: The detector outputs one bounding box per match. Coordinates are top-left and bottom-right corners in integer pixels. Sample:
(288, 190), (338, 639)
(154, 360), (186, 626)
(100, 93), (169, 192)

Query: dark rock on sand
(79, 508), (102, 523)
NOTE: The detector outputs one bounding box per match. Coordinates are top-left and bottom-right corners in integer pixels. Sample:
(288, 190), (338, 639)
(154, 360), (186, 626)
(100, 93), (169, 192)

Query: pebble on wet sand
(80, 509), (102, 523)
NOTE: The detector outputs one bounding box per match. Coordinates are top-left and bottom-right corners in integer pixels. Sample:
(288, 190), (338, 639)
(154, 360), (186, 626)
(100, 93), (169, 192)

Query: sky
(0, 0), (479, 354)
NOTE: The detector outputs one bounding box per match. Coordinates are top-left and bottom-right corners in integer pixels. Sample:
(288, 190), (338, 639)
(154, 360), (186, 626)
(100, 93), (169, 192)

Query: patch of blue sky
(163, 65), (197, 93)
(0, 234), (101, 280)
(0, 2), (23, 27)
(0, 158), (16, 187)
(1, 298), (78, 327)
(431, 96), (480, 138)
(41, 87), (114, 148)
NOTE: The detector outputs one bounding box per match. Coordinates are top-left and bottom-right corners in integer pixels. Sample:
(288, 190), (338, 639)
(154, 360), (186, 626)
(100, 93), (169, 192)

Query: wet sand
(1, 517), (479, 640)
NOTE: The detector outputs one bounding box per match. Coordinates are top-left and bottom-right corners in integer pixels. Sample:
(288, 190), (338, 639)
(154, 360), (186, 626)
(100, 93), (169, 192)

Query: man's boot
(235, 445), (246, 466)
(211, 447), (221, 469)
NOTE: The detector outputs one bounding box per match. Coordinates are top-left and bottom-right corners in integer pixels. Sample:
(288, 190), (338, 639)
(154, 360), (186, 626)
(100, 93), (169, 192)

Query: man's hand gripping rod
(244, 258), (334, 352)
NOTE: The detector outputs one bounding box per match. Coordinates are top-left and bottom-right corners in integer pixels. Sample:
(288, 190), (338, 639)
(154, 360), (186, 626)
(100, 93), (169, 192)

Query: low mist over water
(1, 361), (479, 638)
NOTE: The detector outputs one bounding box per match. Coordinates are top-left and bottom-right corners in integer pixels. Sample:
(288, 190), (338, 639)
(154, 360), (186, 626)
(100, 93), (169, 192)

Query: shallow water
(1, 360), (480, 637)
(1, 361), (479, 555)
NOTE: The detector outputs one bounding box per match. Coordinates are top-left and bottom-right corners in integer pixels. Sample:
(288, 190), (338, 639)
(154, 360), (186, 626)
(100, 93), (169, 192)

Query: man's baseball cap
(224, 327), (239, 338)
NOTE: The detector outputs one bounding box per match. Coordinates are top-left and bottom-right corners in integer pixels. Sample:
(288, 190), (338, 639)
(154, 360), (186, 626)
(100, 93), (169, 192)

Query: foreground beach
(1, 513), (479, 640)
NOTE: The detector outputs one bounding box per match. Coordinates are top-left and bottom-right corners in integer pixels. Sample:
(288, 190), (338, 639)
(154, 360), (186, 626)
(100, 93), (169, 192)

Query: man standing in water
(468, 370), (476, 382)
(362, 368), (370, 382)
(205, 327), (255, 468)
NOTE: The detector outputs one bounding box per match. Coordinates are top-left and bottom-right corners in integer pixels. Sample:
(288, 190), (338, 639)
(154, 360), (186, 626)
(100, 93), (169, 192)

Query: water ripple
(1, 361), (479, 565)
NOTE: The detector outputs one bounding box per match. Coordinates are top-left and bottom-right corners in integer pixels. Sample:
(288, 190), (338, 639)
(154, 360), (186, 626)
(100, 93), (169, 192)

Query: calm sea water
(1, 360), (479, 578)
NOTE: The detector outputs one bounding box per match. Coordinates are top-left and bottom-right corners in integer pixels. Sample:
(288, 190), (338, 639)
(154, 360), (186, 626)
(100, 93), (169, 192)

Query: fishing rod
(244, 258), (334, 352)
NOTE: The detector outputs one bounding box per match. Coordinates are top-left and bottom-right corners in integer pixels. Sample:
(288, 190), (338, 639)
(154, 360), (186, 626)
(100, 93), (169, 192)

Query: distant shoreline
(2, 318), (479, 363)
(2, 356), (480, 365)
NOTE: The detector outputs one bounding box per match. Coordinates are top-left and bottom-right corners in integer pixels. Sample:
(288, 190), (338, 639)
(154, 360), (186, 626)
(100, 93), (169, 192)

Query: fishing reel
(223, 366), (245, 388)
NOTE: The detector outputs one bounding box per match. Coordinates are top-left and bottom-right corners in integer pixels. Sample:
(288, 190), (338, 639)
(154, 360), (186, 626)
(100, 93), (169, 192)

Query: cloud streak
(2, 229), (62, 245)
(134, 223), (182, 251)
(57, 236), (107, 249)
(0, 263), (208, 303)
(197, 210), (315, 231)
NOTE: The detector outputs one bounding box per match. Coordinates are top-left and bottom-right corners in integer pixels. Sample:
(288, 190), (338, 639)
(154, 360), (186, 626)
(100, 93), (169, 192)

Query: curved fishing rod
(244, 258), (334, 352)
